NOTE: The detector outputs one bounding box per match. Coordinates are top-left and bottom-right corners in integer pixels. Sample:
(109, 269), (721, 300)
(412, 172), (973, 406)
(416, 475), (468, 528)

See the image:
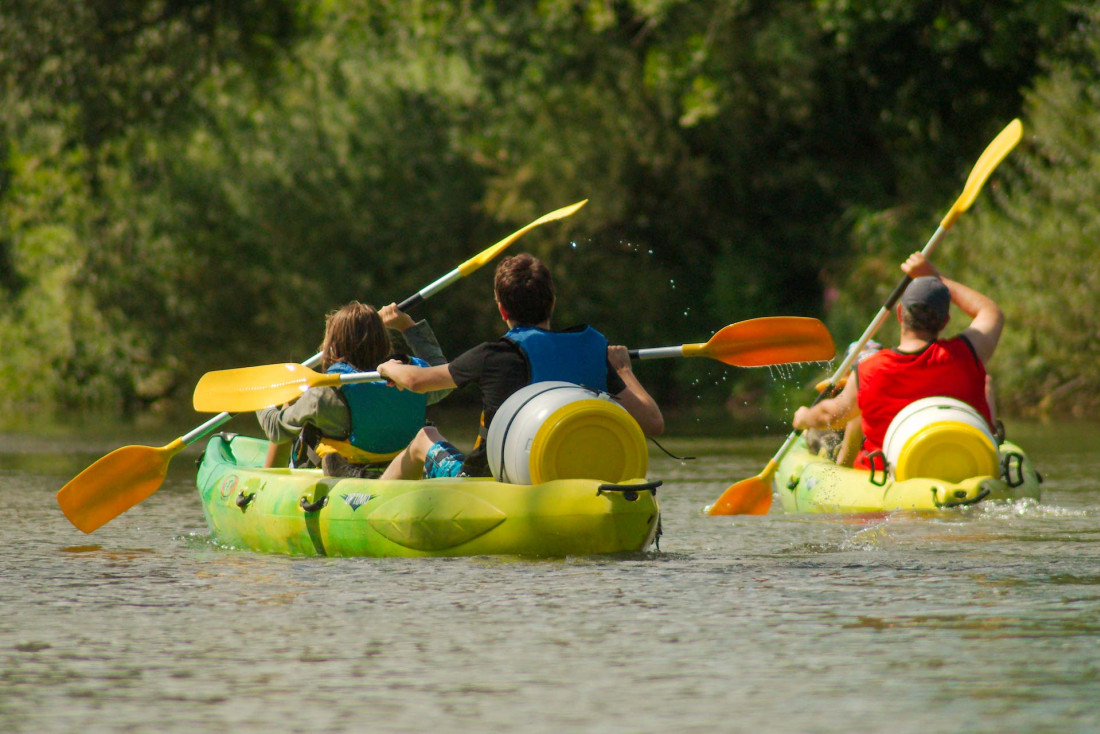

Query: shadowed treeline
(2, 1), (1097, 419)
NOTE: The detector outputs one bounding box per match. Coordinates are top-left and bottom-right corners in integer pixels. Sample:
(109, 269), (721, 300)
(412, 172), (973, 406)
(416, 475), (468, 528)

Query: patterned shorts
(424, 440), (466, 479)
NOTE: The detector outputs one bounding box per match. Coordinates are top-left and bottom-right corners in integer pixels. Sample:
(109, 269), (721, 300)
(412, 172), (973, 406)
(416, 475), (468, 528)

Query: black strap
(292, 424), (323, 469)
(647, 437), (695, 461)
(597, 480), (662, 502)
(867, 450), (888, 486)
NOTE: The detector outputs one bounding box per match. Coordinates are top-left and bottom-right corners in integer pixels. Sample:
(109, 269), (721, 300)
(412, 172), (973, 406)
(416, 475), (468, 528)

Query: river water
(2, 416), (1098, 733)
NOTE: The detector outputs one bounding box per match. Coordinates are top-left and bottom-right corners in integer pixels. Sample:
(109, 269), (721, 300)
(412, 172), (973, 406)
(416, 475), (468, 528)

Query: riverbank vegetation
(2, 1), (1097, 419)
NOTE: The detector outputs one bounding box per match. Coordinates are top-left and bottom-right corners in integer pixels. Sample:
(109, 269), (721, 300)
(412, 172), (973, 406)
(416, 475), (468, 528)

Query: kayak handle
(933, 485), (992, 508)
(597, 480), (662, 502)
(1001, 452), (1026, 488)
(235, 492), (255, 510)
(299, 495), (329, 513)
(867, 451), (888, 487)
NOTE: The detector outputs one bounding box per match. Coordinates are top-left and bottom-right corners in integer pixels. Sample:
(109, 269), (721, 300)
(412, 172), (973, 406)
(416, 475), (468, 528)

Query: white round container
(486, 381), (648, 485)
(882, 396), (998, 482)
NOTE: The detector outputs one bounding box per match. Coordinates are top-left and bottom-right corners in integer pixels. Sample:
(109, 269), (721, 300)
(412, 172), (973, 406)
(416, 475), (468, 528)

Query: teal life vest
(327, 360), (428, 458)
(503, 325), (608, 391)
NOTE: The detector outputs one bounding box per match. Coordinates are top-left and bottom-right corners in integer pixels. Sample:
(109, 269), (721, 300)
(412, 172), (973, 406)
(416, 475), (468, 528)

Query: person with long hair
(257, 301), (449, 477)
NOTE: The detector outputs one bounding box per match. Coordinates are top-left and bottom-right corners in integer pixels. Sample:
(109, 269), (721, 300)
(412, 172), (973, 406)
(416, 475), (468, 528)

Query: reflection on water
(1, 419), (1099, 733)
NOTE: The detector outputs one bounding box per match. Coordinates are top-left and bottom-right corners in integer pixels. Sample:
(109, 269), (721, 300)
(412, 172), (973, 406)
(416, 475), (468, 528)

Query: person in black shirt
(377, 253), (663, 479)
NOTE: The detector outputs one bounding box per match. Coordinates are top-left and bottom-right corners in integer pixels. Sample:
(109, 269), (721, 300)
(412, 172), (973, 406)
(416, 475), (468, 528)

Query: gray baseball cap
(901, 276), (951, 319)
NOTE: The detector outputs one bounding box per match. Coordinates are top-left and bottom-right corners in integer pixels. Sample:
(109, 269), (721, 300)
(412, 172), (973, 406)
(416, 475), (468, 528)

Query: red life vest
(854, 336), (992, 469)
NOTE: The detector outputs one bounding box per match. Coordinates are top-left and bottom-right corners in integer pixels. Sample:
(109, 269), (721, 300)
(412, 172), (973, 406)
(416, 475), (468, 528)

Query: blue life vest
(328, 360), (428, 456)
(503, 325), (608, 391)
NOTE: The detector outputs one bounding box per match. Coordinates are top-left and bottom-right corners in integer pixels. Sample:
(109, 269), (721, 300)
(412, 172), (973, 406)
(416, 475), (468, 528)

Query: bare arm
(792, 375), (860, 431)
(608, 345), (664, 436)
(377, 360), (457, 393)
(902, 253), (1003, 364)
(945, 274), (1003, 364)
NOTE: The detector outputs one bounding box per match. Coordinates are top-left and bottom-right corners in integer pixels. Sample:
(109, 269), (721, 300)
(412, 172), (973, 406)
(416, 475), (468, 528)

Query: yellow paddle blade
(685, 317), (835, 367)
(456, 199), (588, 276)
(193, 362), (338, 413)
(56, 439), (186, 533)
(705, 460), (778, 516)
(941, 119), (1022, 228)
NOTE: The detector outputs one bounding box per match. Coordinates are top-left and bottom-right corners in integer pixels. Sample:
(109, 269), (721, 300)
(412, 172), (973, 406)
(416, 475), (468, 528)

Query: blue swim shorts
(424, 440), (466, 479)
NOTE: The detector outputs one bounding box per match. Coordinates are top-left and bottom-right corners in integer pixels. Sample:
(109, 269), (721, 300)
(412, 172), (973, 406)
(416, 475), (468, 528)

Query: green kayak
(773, 435), (1042, 513)
(196, 434), (661, 557)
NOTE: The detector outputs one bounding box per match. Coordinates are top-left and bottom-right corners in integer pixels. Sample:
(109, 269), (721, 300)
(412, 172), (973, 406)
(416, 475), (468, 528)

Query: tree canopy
(1, 0), (1095, 419)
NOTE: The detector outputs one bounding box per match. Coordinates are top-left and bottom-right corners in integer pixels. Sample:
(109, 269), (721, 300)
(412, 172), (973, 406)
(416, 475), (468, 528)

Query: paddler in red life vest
(792, 252), (1004, 469)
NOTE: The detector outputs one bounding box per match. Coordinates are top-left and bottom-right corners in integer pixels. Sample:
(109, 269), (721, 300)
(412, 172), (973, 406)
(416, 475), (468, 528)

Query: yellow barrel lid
(528, 399), (648, 484)
(894, 420), (998, 483)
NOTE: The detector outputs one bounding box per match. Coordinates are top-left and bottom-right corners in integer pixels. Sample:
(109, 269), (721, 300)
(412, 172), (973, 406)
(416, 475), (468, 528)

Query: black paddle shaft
(396, 293), (424, 312)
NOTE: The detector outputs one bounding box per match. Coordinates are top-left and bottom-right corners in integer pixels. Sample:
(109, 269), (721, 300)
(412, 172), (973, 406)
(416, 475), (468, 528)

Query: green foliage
(160, 5), (491, 369)
(0, 120), (140, 408)
(0, 0), (306, 411)
(959, 5), (1100, 418)
(0, 0), (1094, 421)
(0, 0), (306, 146)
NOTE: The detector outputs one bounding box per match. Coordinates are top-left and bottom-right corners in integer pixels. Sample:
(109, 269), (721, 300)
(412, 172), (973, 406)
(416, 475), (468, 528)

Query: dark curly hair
(493, 253), (555, 325)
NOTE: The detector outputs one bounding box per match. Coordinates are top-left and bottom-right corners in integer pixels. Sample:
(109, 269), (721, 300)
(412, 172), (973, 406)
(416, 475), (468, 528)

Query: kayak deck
(196, 434), (661, 557)
(773, 435), (1042, 513)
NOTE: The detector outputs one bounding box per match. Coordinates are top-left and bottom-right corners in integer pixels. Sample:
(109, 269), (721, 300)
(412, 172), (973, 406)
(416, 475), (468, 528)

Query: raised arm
(383, 304), (453, 406)
(902, 253), (1004, 364)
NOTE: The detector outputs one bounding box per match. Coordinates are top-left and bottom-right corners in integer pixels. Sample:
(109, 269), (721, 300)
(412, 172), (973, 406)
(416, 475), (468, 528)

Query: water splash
(840, 519), (893, 551)
(980, 498), (1088, 520)
(759, 360), (834, 382)
(766, 363), (802, 382)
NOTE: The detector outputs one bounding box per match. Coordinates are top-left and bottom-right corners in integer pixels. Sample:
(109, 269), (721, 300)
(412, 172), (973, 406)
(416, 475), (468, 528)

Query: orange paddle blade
(687, 317), (835, 367)
(56, 439), (186, 533)
(706, 457), (780, 516)
(706, 476), (773, 516)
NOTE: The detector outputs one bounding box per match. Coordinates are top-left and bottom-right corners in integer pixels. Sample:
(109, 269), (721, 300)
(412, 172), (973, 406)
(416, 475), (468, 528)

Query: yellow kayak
(773, 435), (1042, 513)
(196, 433), (661, 557)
